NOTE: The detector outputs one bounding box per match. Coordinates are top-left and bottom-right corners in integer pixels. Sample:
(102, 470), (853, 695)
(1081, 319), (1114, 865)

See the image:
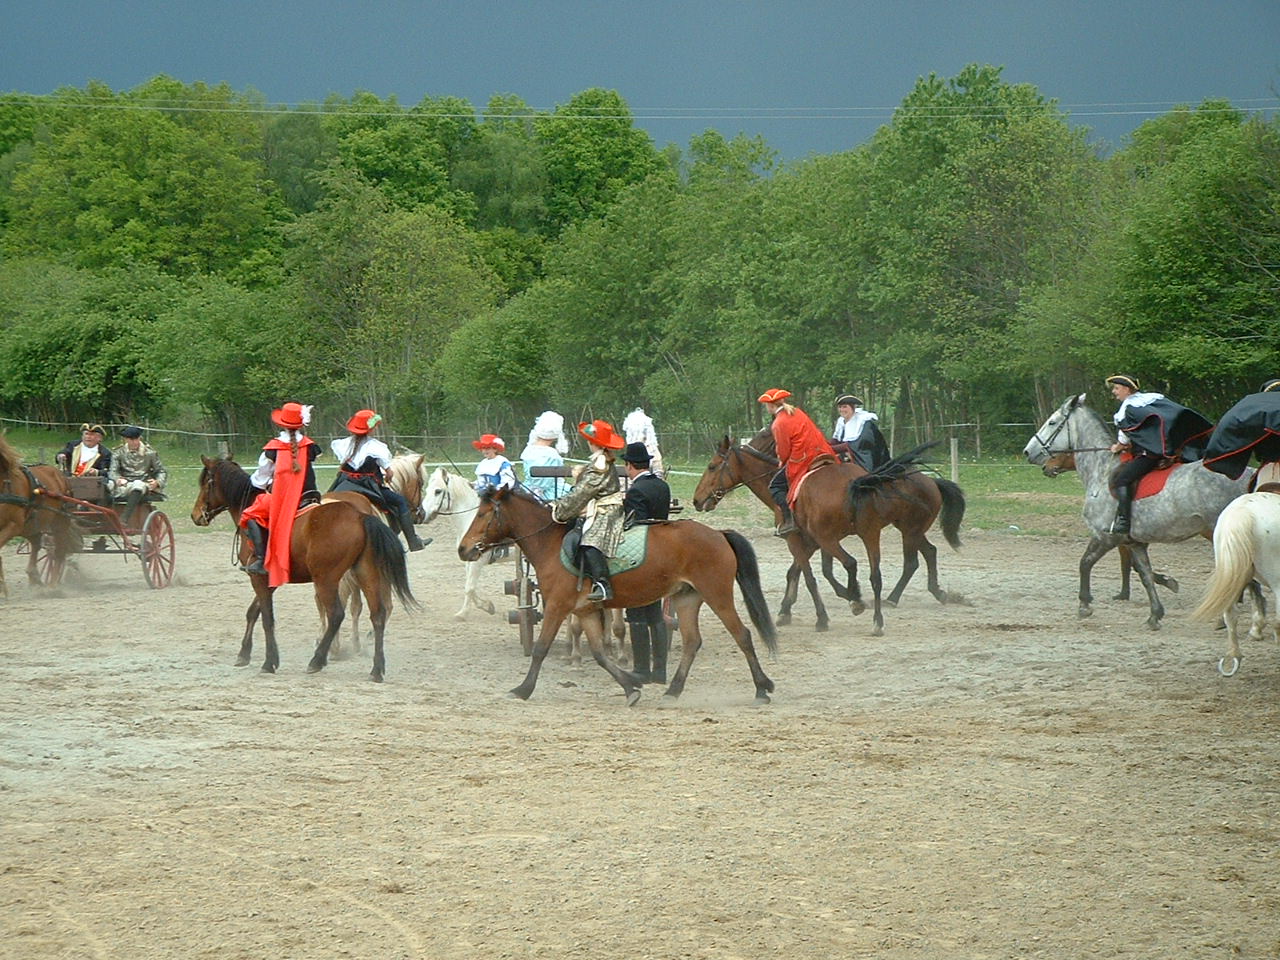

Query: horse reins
(706, 443), (779, 502)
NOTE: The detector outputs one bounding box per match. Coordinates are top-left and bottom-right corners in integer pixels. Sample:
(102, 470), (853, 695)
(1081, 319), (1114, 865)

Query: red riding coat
(771, 405), (834, 490)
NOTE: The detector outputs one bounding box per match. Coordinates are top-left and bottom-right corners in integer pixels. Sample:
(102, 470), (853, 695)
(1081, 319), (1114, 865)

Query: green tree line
(1, 66), (1276, 450)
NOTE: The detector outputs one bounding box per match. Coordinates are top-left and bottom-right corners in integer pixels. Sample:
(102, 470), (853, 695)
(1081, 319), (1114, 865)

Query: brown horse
(693, 429), (965, 636)
(0, 435), (79, 595)
(458, 485), (777, 705)
(191, 455), (416, 681)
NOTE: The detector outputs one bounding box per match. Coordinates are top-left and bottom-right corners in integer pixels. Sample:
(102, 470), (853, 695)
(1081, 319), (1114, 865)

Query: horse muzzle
(458, 541), (485, 562)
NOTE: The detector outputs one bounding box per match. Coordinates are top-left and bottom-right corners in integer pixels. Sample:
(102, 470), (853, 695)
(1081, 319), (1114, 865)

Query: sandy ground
(2, 509), (1279, 960)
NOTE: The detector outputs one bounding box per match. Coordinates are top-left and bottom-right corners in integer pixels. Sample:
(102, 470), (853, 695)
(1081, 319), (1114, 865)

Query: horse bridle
(704, 443), (780, 502)
(194, 469), (228, 525)
(1028, 403), (1113, 460)
(472, 493), (558, 554)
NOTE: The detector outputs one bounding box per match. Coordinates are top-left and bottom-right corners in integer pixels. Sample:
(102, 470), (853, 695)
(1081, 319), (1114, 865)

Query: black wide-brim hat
(620, 442), (651, 464)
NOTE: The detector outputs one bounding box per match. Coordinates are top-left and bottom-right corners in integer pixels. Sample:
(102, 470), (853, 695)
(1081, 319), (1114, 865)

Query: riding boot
(649, 618), (669, 684)
(394, 506), (427, 552)
(243, 520), (268, 575)
(775, 504), (798, 537)
(1111, 485), (1134, 536)
(581, 546), (614, 602)
(628, 622), (652, 683)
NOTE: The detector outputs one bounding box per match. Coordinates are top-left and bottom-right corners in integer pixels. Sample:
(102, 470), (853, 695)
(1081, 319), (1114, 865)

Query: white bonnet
(530, 410), (568, 454)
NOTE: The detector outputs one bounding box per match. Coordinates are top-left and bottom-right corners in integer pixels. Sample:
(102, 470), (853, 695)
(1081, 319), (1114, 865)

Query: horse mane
(0, 433), (17, 478)
(846, 440), (940, 513)
(213, 457), (257, 510)
(740, 426), (780, 465)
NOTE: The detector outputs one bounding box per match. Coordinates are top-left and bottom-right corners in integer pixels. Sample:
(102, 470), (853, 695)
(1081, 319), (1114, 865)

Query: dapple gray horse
(1024, 393), (1248, 629)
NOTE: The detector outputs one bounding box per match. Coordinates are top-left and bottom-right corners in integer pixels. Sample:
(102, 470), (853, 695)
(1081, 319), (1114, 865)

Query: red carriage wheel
(141, 511), (175, 588)
(34, 534), (66, 586)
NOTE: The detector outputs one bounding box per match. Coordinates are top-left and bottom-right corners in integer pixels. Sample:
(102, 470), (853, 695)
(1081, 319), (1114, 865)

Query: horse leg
(509, 601), (572, 701)
(692, 576), (775, 705)
(1125, 542), (1164, 630)
(662, 592), (705, 701)
(1077, 537), (1113, 619)
(349, 562), (389, 683)
(799, 561), (829, 631)
(1114, 545), (1133, 601)
(885, 534), (922, 607)
(820, 549), (857, 603)
(236, 597), (260, 666)
(860, 529), (885, 636)
(580, 608), (645, 706)
(307, 578), (346, 674)
(777, 563), (801, 626)
(257, 584), (281, 674)
(1244, 580), (1268, 644)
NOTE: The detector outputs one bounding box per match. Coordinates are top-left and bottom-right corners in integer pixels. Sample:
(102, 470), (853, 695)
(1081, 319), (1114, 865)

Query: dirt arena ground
(2, 510), (1278, 959)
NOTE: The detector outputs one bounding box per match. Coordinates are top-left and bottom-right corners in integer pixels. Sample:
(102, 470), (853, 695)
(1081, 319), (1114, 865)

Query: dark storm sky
(4, 0), (1278, 159)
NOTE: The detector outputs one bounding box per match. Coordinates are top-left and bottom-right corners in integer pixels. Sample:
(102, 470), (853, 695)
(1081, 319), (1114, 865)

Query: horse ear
(1075, 392), (1087, 406)
(719, 434), (731, 451)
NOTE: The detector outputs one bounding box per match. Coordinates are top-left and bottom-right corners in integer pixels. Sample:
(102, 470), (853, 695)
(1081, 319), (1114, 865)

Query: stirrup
(587, 580), (613, 602)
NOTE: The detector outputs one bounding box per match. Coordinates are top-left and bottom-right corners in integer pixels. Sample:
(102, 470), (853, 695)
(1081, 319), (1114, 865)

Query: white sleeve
(249, 452), (274, 490)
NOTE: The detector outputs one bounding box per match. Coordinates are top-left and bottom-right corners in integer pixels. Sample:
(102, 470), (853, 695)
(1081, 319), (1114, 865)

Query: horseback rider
(520, 411), (570, 502)
(1202, 378), (1280, 490)
(758, 388), (835, 537)
(621, 441), (672, 683)
(550, 419), (626, 602)
(472, 434), (517, 494)
(830, 393), (891, 471)
(240, 402), (321, 582)
(1106, 374), (1213, 536)
(329, 409), (425, 552)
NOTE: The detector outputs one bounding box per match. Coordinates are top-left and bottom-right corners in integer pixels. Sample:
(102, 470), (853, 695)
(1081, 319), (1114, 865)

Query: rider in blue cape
(1201, 379), (1280, 486)
(1106, 374), (1213, 536)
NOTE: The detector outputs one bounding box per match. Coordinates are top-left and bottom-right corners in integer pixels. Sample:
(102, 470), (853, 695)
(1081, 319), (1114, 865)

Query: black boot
(581, 547), (614, 602)
(394, 506), (428, 552)
(243, 520), (268, 575)
(628, 622), (651, 682)
(1111, 486), (1134, 536)
(649, 618), (669, 684)
(775, 504), (798, 537)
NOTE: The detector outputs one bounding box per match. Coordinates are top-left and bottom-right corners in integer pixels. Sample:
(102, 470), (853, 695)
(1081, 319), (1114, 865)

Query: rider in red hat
(240, 402), (321, 583)
(758, 388), (835, 536)
(550, 419), (626, 601)
(472, 434), (517, 494)
(330, 409), (425, 552)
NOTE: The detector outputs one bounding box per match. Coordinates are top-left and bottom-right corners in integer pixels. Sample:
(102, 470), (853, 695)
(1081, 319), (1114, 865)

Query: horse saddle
(1134, 462), (1181, 500)
(560, 523), (653, 578)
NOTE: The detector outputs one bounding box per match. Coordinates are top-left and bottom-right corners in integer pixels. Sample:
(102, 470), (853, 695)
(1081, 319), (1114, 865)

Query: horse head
(191, 455), (250, 526)
(1024, 392), (1088, 465)
(692, 435), (736, 512)
(422, 467), (454, 523)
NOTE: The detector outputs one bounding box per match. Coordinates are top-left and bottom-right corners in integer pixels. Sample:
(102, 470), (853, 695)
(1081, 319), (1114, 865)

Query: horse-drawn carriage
(20, 474), (176, 588)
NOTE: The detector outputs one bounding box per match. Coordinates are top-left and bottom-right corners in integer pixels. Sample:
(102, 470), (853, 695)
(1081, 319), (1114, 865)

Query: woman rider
(329, 409), (425, 552)
(240, 402), (321, 584)
(758, 388), (835, 536)
(550, 419), (626, 601)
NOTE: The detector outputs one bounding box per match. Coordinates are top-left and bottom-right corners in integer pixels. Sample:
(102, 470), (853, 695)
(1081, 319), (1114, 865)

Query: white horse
(1192, 493), (1278, 676)
(422, 467), (500, 619)
(1024, 393), (1249, 629)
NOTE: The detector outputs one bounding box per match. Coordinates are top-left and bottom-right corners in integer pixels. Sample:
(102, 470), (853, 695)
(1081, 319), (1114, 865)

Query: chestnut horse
(191, 456), (416, 681)
(693, 429), (965, 635)
(0, 435), (79, 595)
(458, 485), (777, 706)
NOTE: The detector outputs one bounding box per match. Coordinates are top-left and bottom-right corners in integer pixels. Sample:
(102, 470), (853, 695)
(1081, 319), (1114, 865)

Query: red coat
(771, 406), (834, 489)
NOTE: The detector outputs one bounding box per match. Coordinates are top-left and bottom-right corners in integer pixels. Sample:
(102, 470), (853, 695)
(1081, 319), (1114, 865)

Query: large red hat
(271, 402), (306, 430)
(346, 409), (382, 435)
(757, 388), (792, 404)
(471, 433), (505, 451)
(578, 419), (625, 450)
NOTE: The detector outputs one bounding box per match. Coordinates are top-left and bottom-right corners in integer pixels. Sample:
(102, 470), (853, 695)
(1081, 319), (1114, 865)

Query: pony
(1191, 492), (1279, 676)
(1024, 393), (1249, 628)
(458, 485), (777, 705)
(191, 455), (416, 681)
(693, 428), (965, 636)
(0, 435), (79, 595)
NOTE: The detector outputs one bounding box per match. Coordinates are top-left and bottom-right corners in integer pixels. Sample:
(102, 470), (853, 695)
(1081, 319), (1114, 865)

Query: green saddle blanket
(560, 524), (653, 577)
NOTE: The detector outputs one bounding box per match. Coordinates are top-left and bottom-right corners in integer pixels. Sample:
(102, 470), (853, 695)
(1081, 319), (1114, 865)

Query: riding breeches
(1109, 453), (1161, 495)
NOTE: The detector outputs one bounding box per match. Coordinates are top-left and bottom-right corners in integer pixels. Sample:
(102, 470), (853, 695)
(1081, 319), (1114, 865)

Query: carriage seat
(66, 475), (114, 505)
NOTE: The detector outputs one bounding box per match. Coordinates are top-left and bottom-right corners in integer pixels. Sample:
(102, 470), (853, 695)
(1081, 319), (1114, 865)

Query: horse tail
(1192, 500), (1257, 623)
(363, 514), (419, 610)
(934, 477), (966, 550)
(722, 529), (777, 653)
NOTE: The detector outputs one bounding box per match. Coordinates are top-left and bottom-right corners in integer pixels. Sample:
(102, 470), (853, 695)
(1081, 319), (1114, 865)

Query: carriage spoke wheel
(35, 534), (66, 586)
(141, 511), (175, 588)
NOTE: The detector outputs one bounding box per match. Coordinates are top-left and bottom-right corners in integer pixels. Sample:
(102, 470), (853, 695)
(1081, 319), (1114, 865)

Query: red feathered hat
(577, 419), (625, 450)
(271, 402), (306, 430)
(346, 409), (382, 435)
(472, 433), (505, 451)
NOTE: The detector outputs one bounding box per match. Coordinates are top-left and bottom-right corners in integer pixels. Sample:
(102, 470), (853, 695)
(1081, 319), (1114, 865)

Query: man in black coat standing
(621, 441), (672, 683)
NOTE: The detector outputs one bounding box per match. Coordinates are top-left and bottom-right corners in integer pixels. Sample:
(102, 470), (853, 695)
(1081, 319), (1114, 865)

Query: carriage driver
(1106, 374), (1213, 536)
(108, 425), (166, 525)
(329, 409), (426, 552)
(758, 388), (835, 537)
(550, 419), (626, 602)
(57, 423), (111, 480)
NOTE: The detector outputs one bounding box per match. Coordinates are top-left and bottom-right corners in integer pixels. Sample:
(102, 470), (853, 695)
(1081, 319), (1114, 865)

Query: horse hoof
(658, 693), (679, 708)
(872, 626), (884, 638)
(626, 688), (642, 707)
(306, 662), (324, 673)
(776, 614), (791, 627)
(260, 664), (275, 674)
(883, 598), (898, 608)
(815, 622), (830, 633)
(1111, 592), (1129, 602)
(1078, 607), (1093, 619)
(1164, 577), (1180, 594)
(507, 687), (532, 701)
(753, 694), (771, 706)
(368, 672), (383, 683)
(1147, 619), (1162, 632)
(1218, 656), (1242, 677)
(850, 602), (866, 616)
(234, 656), (250, 667)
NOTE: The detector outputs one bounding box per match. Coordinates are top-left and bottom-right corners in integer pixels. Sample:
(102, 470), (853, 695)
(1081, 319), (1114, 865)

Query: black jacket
(623, 471), (671, 525)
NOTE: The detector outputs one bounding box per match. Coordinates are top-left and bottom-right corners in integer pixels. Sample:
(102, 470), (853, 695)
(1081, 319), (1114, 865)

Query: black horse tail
(846, 440), (941, 518)
(722, 529), (778, 653)
(934, 477), (966, 550)
(363, 514), (419, 610)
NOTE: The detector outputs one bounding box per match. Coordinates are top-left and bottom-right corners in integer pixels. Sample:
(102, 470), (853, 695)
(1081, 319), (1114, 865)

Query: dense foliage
(1, 68), (1276, 449)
